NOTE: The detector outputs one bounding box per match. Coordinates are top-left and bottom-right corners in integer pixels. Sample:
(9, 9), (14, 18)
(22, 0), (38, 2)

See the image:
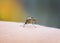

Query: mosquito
(23, 16), (37, 28)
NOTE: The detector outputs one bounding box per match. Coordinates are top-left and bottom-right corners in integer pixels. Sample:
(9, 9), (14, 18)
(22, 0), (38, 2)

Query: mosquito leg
(32, 24), (37, 28)
(23, 24), (26, 27)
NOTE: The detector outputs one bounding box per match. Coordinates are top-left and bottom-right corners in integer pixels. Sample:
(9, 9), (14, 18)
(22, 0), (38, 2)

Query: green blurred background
(0, 0), (60, 28)
(22, 0), (60, 28)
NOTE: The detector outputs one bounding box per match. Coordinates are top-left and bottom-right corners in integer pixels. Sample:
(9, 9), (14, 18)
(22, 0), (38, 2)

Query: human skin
(0, 21), (60, 43)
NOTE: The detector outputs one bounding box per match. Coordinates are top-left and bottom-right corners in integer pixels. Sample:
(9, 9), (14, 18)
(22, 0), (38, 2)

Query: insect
(23, 16), (37, 27)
